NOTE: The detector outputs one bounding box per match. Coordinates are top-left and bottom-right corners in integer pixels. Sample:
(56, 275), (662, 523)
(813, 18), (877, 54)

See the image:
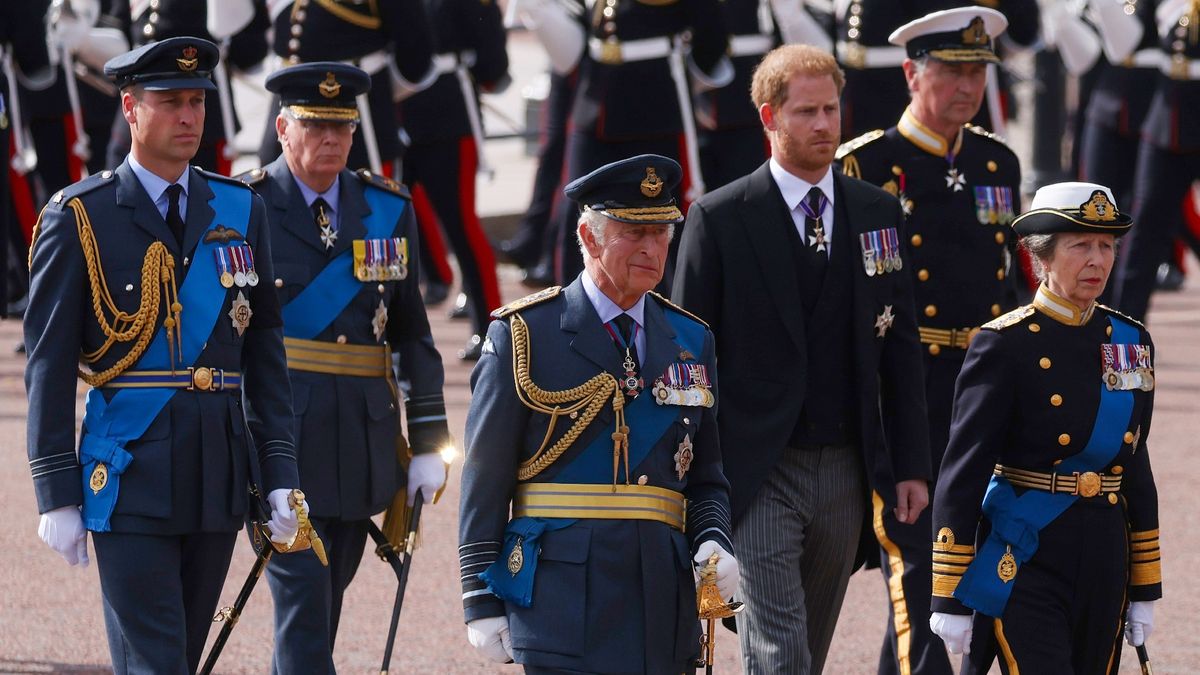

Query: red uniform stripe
(411, 182), (456, 286)
(458, 136), (501, 312)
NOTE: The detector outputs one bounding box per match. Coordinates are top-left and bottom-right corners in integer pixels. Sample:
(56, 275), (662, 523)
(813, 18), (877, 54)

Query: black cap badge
(640, 167), (663, 198)
(319, 72), (341, 99)
(177, 45), (199, 72)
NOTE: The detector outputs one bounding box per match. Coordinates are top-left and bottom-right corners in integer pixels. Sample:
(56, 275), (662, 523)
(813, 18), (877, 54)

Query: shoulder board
(491, 286), (562, 319)
(1097, 303), (1147, 330)
(648, 291), (708, 328)
(356, 169), (411, 198)
(982, 304), (1035, 331)
(52, 170), (117, 206)
(196, 167), (254, 190)
(965, 124), (1011, 148)
(835, 129), (885, 160)
(234, 167), (269, 187)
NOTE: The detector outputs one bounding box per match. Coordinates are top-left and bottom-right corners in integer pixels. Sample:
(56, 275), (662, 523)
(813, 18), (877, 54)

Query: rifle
(367, 489), (425, 675)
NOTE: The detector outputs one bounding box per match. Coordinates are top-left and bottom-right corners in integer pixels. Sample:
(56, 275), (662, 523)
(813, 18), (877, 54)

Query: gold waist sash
(283, 336), (390, 377)
(513, 483), (686, 531)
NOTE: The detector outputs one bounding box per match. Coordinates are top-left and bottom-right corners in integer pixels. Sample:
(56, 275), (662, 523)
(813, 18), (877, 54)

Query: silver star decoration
(372, 299), (388, 342)
(319, 225), (338, 250)
(809, 223), (828, 253)
(945, 168), (966, 192)
(900, 194), (914, 216)
(874, 304), (895, 338)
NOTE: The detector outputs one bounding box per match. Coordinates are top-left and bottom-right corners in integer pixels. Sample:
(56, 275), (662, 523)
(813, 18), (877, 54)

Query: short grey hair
(575, 208), (676, 256)
(906, 56), (930, 95)
(1020, 233), (1057, 283)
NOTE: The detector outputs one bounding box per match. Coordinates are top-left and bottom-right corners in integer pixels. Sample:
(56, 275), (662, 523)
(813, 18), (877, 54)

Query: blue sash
(954, 315), (1139, 616)
(481, 307), (705, 606)
(79, 181), (250, 531)
(281, 186), (405, 339)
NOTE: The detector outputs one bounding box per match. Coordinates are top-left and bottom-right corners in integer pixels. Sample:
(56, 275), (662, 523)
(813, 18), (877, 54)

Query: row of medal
(213, 245), (260, 288)
(1101, 343), (1154, 392)
(858, 227), (903, 277)
(652, 362), (715, 408)
(974, 186), (1016, 226)
(353, 237), (409, 282)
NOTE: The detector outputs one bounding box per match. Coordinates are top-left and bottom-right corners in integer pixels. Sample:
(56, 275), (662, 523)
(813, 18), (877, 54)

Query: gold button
(1106, 325), (1113, 336)
(1050, 394), (1062, 406)
(1053, 459), (1063, 466)
(911, 234), (923, 247)
(991, 304), (1001, 316)
(1040, 357), (1051, 369)
(125, 283), (134, 292)
(1058, 433), (1071, 446)
(997, 268), (1005, 280)
(1123, 431), (1135, 444)
(1107, 493), (1119, 505)
(336, 335), (347, 344)
(1111, 465), (1124, 475)
(1028, 323), (1041, 333)
(928, 344), (941, 356)
(637, 475), (649, 485)
(101, 170), (113, 179)
(925, 305), (937, 317)
(917, 269), (929, 281)
(892, 165), (903, 176)
(275, 278), (283, 288)
(987, 160), (998, 172)
(995, 232), (1006, 244)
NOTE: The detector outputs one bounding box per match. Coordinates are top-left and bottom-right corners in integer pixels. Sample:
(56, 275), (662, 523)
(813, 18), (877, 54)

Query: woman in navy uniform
(930, 182), (1161, 674)
(25, 37), (303, 673)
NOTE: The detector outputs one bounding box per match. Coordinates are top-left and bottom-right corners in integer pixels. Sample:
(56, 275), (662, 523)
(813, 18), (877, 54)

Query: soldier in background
(837, 8), (1020, 674)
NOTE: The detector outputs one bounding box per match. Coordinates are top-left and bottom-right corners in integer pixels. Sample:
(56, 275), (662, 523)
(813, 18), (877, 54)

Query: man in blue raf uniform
(24, 37), (302, 673)
(459, 154), (739, 672)
(836, 8), (1021, 674)
(239, 62), (452, 674)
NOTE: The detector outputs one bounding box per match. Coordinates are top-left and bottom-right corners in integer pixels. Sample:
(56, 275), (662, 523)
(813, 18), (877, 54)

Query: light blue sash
(79, 181), (250, 531)
(280, 186), (405, 339)
(954, 315), (1139, 616)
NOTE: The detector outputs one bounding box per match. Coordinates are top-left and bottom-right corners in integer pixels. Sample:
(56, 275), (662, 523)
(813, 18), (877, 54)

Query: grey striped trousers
(734, 443), (867, 674)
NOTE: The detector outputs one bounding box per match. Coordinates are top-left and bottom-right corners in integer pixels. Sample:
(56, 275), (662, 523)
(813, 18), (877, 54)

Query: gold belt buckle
(600, 40), (623, 65)
(1171, 54), (1189, 80)
(189, 366), (218, 391)
(1074, 471), (1101, 498)
(843, 42), (866, 69)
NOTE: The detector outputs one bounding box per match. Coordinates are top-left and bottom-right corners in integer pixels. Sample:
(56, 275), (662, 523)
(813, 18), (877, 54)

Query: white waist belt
(1162, 55), (1200, 80)
(588, 36), (673, 65)
(433, 50), (478, 75)
(1120, 48), (1162, 70)
(347, 50), (389, 76)
(836, 41), (906, 69)
(728, 34), (775, 58)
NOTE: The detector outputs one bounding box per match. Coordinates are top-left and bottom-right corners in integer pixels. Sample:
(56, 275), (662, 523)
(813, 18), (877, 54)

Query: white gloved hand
(930, 612), (973, 655)
(38, 506), (89, 567)
(407, 453), (446, 506)
(266, 488), (303, 544)
(693, 540), (739, 600)
(1124, 600), (1155, 647)
(466, 616), (513, 663)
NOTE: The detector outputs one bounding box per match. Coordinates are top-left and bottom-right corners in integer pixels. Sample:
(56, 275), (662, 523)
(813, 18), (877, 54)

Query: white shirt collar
(582, 271), (646, 328)
(128, 154), (188, 220)
(768, 157), (835, 215)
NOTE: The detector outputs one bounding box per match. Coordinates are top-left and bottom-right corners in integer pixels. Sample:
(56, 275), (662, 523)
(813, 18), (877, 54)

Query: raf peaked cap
(104, 36), (218, 91)
(889, 7), (1008, 64)
(265, 62), (370, 123)
(1012, 182), (1133, 237)
(564, 154), (685, 225)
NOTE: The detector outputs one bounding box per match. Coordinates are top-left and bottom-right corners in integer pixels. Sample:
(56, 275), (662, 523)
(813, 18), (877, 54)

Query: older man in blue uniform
(458, 154), (738, 673)
(237, 62), (452, 674)
(24, 37), (302, 673)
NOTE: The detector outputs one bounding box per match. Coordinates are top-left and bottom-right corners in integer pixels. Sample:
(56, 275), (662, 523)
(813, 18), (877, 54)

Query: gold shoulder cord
(30, 198), (184, 386)
(509, 313), (631, 486)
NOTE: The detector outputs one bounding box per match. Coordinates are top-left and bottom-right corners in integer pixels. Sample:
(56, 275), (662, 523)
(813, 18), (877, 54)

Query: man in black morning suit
(674, 44), (932, 674)
(24, 37), (302, 673)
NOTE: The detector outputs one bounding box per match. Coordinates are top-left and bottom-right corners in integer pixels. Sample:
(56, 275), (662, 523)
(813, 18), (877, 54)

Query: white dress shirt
(768, 157), (837, 257)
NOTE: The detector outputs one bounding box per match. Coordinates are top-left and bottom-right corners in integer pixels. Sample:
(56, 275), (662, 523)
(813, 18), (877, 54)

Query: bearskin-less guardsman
(458, 155), (738, 673)
(930, 182), (1162, 674)
(24, 37), (304, 672)
(835, 8), (1022, 674)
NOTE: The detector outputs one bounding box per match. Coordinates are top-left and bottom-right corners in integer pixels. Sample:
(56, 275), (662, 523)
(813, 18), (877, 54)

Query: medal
(674, 433), (694, 481)
(997, 545), (1017, 583)
(372, 299), (388, 342)
(244, 245), (259, 286)
(945, 167), (966, 192)
(232, 246), (248, 287)
(508, 536), (524, 575)
(89, 462), (108, 495)
(316, 203), (337, 250)
(874, 304), (895, 338)
(214, 248), (235, 288)
(228, 290), (253, 336)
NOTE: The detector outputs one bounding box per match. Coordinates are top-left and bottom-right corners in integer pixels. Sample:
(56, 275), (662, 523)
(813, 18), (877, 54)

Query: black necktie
(165, 183), (185, 247)
(614, 314), (639, 366)
(613, 313), (641, 397)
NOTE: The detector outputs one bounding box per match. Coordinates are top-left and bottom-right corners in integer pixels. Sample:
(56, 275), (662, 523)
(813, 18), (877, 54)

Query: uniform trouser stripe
(872, 491), (912, 675)
(994, 618), (1020, 675)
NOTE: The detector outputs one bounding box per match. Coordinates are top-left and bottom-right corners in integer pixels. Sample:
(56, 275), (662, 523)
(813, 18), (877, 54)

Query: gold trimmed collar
(1033, 285), (1095, 326)
(898, 108), (964, 158)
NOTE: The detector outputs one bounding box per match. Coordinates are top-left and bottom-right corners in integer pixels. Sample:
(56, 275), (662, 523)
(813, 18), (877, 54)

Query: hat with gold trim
(104, 36), (218, 91)
(265, 62), (370, 123)
(1012, 182), (1133, 237)
(564, 154), (684, 225)
(888, 7), (1007, 64)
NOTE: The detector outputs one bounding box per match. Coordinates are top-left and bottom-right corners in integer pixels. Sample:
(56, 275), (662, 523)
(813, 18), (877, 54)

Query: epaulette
(1097, 303), (1147, 330)
(982, 304), (1035, 331)
(648, 291), (708, 328)
(965, 124), (1011, 148)
(50, 169), (117, 206)
(197, 167), (255, 190)
(234, 167), (268, 187)
(491, 286), (562, 319)
(835, 129), (885, 160)
(356, 168), (411, 199)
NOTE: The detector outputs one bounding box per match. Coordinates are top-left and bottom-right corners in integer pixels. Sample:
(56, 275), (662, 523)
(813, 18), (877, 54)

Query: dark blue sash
(481, 307), (705, 606)
(280, 186), (404, 339)
(954, 315), (1139, 616)
(79, 181), (250, 531)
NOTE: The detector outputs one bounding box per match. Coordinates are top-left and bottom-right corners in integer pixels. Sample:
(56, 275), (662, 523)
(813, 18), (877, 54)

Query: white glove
(407, 453), (446, 506)
(930, 612), (973, 655)
(693, 540), (739, 600)
(38, 506), (89, 567)
(266, 488), (303, 544)
(1124, 600), (1155, 647)
(466, 616), (513, 663)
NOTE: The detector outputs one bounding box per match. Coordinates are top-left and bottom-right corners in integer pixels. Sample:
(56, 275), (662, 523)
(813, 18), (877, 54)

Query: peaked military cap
(564, 154), (684, 225)
(1012, 182), (1133, 237)
(104, 36), (219, 91)
(889, 7), (1008, 64)
(266, 62), (370, 123)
